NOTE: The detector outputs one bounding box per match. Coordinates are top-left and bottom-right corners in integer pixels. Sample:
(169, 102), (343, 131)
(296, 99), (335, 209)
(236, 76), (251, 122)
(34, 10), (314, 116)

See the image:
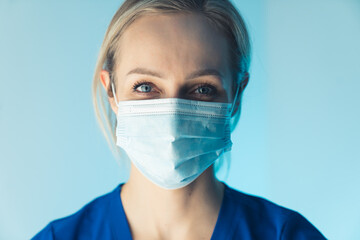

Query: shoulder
(224, 184), (327, 239)
(31, 184), (121, 240)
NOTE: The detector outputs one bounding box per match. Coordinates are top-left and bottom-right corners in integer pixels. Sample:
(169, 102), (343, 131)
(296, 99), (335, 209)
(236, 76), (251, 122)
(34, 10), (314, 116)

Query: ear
(231, 72), (249, 117)
(100, 69), (118, 115)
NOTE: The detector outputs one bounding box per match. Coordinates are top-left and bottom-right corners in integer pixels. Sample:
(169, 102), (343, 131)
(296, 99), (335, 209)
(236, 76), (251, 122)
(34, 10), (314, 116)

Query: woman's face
(102, 12), (234, 112)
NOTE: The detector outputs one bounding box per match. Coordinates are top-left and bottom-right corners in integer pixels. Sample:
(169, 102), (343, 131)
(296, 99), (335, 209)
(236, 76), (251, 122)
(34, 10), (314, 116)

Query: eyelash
(131, 80), (218, 97)
(132, 80), (154, 93)
(193, 83), (217, 96)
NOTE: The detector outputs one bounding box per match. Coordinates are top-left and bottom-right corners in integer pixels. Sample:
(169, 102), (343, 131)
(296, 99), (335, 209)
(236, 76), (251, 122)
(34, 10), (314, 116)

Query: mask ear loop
(230, 83), (241, 117)
(111, 82), (120, 107)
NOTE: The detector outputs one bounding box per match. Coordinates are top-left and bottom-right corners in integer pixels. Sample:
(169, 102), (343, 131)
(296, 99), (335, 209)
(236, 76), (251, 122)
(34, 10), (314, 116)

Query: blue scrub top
(32, 183), (326, 239)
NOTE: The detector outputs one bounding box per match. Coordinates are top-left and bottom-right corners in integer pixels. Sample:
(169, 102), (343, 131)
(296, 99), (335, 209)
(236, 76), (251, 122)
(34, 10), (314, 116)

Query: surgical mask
(111, 83), (238, 189)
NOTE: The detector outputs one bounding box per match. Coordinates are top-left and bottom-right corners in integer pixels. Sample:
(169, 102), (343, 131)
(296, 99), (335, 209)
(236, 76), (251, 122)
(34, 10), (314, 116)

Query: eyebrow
(126, 67), (223, 81)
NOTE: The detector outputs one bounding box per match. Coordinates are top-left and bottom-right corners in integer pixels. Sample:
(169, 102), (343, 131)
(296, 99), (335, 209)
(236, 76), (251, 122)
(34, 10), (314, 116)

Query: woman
(33, 0), (326, 239)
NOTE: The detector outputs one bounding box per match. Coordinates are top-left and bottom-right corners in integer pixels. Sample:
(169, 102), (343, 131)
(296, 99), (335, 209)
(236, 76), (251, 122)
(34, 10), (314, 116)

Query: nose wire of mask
(110, 81), (236, 189)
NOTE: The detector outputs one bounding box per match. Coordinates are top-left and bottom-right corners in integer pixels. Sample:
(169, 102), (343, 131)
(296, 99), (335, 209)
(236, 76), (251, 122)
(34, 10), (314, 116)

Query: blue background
(1, 0), (359, 239)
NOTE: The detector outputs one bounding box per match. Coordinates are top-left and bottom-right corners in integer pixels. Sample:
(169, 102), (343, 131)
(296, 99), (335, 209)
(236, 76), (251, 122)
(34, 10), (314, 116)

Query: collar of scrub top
(110, 81), (240, 117)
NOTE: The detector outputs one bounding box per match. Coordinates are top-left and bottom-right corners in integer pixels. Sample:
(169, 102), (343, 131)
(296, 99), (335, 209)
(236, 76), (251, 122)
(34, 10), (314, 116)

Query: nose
(162, 82), (184, 99)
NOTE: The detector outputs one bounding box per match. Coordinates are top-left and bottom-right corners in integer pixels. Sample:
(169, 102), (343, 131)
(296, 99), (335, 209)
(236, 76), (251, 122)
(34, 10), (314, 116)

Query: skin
(100, 12), (248, 240)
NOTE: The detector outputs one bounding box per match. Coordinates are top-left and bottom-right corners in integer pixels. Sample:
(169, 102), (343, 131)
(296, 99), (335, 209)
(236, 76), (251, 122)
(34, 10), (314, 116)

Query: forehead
(115, 12), (231, 84)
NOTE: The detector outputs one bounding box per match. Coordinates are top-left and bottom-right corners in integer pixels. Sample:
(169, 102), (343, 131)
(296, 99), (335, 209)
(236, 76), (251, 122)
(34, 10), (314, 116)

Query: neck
(121, 164), (224, 240)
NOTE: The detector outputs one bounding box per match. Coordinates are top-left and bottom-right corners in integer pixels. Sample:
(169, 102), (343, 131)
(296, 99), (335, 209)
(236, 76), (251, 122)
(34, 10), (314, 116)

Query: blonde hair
(92, 0), (251, 167)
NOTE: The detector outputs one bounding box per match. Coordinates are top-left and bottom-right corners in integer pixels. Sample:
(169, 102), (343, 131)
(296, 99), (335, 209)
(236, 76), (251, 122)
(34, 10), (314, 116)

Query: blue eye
(195, 85), (215, 95)
(133, 82), (153, 93)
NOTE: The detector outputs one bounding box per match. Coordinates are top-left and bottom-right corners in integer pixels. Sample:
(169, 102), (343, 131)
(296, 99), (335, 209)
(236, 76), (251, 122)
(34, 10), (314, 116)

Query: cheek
(220, 77), (234, 103)
(113, 80), (132, 101)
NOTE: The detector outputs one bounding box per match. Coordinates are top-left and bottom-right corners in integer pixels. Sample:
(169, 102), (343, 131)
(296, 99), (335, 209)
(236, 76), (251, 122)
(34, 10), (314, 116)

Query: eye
(194, 84), (216, 96)
(132, 81), (154, 93)
(137, 84), (152, 93)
